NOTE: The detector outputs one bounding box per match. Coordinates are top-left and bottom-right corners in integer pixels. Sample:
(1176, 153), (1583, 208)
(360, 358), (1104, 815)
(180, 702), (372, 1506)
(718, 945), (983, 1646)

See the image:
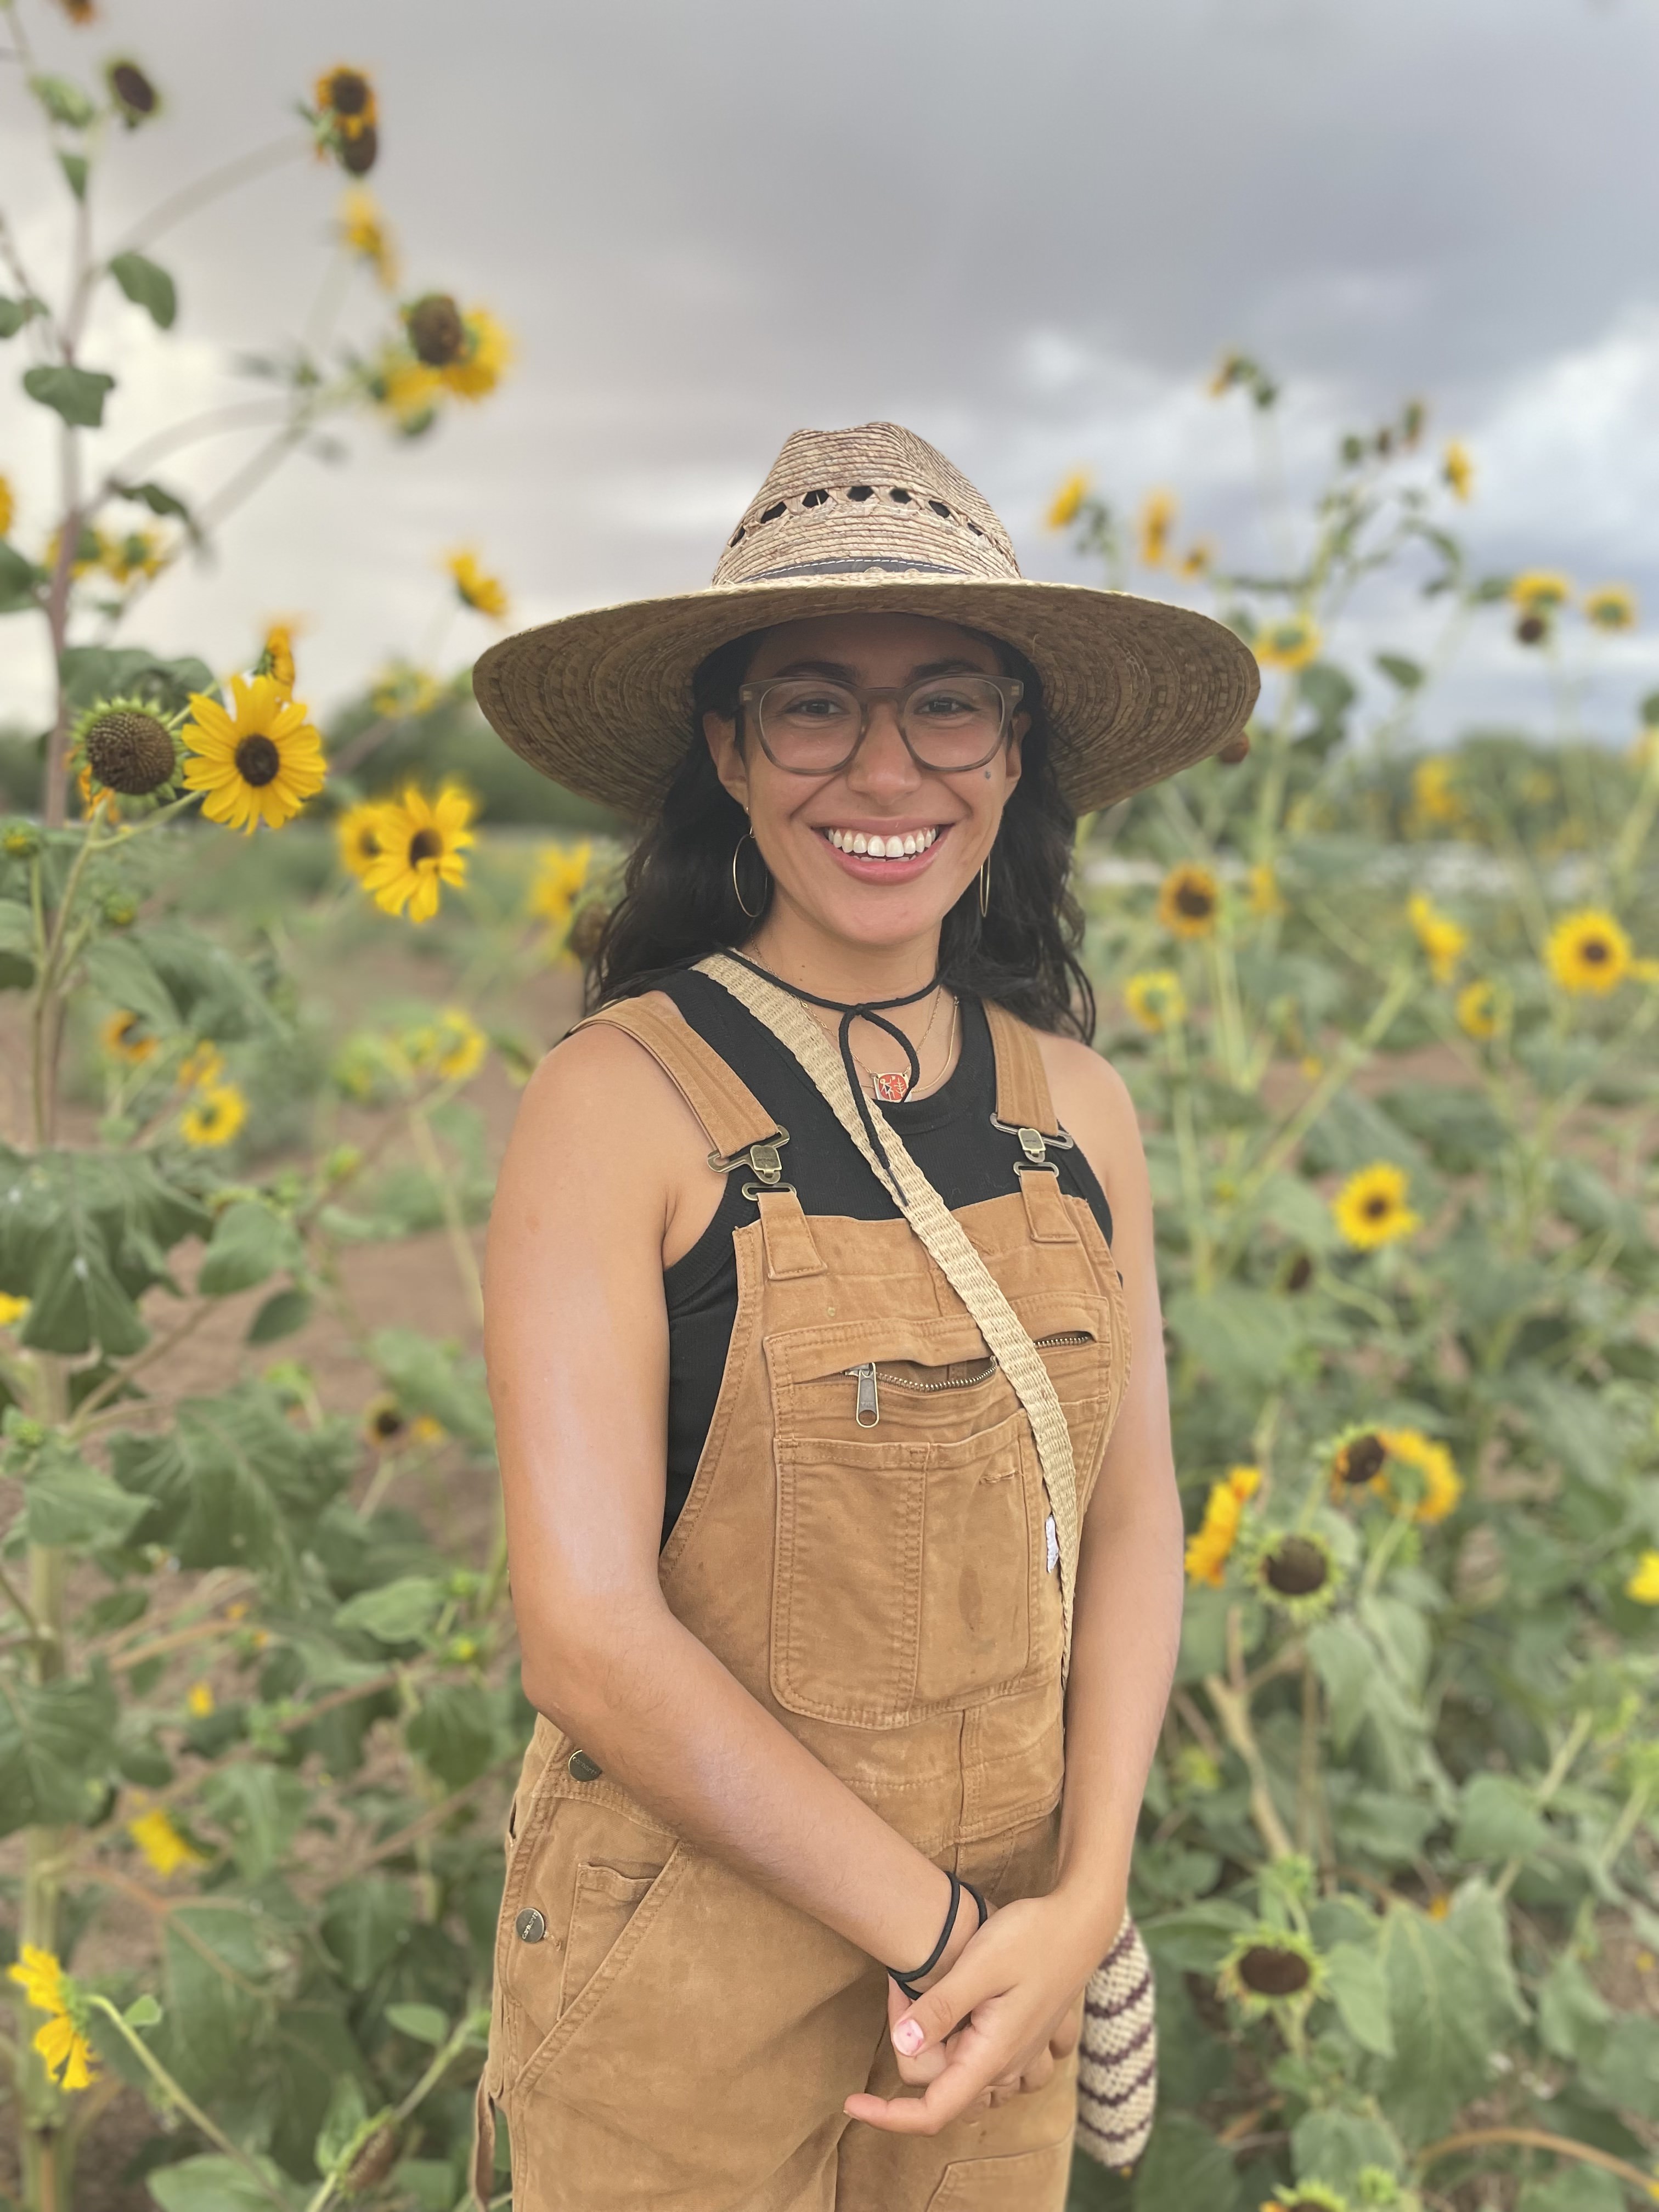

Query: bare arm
(483, 1024), (974, 1988)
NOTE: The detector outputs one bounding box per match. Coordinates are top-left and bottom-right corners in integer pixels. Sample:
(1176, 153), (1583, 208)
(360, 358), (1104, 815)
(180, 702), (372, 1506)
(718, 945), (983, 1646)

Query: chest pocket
(763, 1290), (1115, 1729)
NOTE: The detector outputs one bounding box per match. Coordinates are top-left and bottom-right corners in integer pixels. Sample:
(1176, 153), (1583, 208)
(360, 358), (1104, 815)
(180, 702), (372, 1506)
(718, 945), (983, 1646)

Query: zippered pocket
(844, 1330), (1094, 1428)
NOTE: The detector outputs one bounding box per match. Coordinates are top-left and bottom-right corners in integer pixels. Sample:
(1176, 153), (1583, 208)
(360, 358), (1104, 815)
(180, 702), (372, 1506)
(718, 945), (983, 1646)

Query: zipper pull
(854, 1362), (880, 1427)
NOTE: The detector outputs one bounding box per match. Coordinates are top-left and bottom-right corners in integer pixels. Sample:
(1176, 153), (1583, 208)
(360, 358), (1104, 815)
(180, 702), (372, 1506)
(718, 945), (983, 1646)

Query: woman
(469, 422), (1256, 2211)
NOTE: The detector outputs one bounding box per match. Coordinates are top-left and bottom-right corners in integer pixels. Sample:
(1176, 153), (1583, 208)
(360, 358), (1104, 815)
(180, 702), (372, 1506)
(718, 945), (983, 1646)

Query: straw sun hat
(472, 421), (1259, 822)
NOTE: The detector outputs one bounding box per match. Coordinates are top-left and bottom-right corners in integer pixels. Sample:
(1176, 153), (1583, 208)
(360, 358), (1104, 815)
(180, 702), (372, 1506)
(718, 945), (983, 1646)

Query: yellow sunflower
(100, 527), (166, 584)
(1045, 470), (1090, 531)
(1455, 979), (1499, 1040)
(8, 1947), (97, 2094)
(1407, 892), (1467, 984)
(1137, 489), (1177, 569)
(186, 1679), (215, 1717)
(127, 1804), (210, 1878)
(180, 674), (326, 834)
(1178, 539), (1215, 579)
(1376, 1427), (1463, 1523)
(1583, 583), (1637, 631)
(0, 471), (14, 537)
(259, 620), (298, 695)
(370, 347), (443, 434)
(527, 840), (594, 939)
(101, 1008), (158, 1064)
(1410, 756), (1464, 827)
(1626, 1551), (1659, 1604)
(1122, 969), (1186, 1032)
(438, 306), (512, 400)
(1442, 439), (1474, 501)
(1509, 569), (1571, 612)
(447, 547), (510, 619)
(180, 1083), (247, 1148)
(336, 800), (388, 880)
(405, 1007), (487, 1082)
(1544, 909), (1631, 995)
(1184, 1467), (1261, 1588)
(1255, 613), (1321, 671)
(45, 522), (110, 580)
(176, 1041), (225, 1088)
(337, 187), (397, 288)
(1248, 863), (1285, 917)
(1332, 1161), (1420, 1250)
(359, 783), (476, 923)
(1156, 861), (1220, 939)
(0, 1292), (30, 1328)
(314, 65), (377, 139)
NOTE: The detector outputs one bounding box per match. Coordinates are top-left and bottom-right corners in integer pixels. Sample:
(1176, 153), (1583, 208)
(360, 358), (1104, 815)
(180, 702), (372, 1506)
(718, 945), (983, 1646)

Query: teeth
(825, 827), (939, 857)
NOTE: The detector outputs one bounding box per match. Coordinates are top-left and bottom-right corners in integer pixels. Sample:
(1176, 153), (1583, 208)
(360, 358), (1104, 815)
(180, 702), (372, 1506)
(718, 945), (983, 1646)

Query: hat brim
(471, 574), (1259, 823)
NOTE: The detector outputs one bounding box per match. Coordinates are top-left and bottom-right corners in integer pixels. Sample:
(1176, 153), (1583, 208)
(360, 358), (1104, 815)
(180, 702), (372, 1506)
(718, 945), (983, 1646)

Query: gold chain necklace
(847, 986), (957, 1103)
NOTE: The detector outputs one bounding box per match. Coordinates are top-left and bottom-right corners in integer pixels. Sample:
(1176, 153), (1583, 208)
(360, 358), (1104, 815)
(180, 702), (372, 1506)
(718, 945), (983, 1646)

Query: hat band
(737, 555), (975, 583)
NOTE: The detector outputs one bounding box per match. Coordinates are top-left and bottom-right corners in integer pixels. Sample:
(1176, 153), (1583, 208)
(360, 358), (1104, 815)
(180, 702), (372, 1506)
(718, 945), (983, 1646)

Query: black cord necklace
(722, 949), (943, 1179)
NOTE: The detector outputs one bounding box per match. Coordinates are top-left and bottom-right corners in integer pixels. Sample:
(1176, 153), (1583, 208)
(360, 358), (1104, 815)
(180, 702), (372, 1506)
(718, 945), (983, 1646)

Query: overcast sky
(4, 0), (1658, 753)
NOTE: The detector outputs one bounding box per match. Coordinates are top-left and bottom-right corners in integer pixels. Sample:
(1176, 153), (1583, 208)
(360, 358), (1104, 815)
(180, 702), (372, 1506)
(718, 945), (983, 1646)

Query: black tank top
(653, 968), (1114, 1550)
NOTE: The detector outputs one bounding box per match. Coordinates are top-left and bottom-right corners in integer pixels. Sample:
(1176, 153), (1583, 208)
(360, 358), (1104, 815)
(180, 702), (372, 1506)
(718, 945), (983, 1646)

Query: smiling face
(702, 612), (1025, 962)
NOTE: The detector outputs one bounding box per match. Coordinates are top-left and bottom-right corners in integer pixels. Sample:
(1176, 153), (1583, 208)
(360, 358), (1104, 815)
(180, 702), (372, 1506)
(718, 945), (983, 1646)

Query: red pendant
(872, 1071), (911, 1103)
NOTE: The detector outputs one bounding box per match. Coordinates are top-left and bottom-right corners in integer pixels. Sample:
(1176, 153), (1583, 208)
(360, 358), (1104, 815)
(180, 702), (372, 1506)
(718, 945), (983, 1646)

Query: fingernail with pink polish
(894, 2020), (924, 2055)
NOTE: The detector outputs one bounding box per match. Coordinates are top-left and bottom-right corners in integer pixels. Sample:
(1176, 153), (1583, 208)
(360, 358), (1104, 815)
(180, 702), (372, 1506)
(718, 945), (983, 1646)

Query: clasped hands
(843, 1890), (1107, 2136)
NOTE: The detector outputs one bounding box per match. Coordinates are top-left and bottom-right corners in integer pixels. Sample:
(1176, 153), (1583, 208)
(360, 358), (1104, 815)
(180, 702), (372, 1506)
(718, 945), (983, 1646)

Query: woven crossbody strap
(698, 953), (1082, 1687)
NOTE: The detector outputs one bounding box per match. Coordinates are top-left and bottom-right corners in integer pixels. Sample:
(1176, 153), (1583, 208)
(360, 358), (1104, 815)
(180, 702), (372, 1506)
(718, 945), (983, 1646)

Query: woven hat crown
(713, 422), (1022, 590)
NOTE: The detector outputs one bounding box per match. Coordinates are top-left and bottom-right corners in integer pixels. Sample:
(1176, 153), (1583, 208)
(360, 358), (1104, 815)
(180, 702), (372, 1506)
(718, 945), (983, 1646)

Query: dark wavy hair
(584, 626), (1096, 1040)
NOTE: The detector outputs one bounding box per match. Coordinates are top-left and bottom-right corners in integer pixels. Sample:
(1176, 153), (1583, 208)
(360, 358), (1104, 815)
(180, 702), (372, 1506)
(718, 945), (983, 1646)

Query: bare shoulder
(507, 995), (707, 1163)
(1032, 1031), (1147, 1206)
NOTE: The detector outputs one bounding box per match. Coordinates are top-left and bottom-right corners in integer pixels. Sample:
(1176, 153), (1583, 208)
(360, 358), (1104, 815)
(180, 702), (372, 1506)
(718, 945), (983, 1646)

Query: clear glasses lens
(757, 677), (1008, 773)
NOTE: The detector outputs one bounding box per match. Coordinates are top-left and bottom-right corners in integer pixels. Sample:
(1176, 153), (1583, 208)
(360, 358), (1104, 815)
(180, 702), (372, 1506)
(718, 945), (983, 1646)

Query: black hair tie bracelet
(885, 1876), (989, 2002)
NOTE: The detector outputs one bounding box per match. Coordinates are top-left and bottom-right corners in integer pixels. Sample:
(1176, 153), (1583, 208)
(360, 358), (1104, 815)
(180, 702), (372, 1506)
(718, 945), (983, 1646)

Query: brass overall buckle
(708, 1127), (795, 1200)
(989, 1113), (1076, 1176)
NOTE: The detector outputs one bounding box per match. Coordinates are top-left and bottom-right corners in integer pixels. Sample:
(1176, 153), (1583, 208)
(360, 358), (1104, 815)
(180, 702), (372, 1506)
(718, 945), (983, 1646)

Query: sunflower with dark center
(179, 674), (326, 833)
(106, 58), (158, 122)
(1515, 611), (1548, 646)
(1330, 1429), (1386, 1491)
(405, 292), (466, 368)
(364, 1395), (407, 1446)
(1247, 1526), (1342, 1622)
(359, 783), (476, 922)
(1545, 907), (1631, 996)
(1156, 861), (1220, 939)
(315, 65), (376, 136)
(1217, 1925), (1325, 2020)
(74, 699), (181, 797)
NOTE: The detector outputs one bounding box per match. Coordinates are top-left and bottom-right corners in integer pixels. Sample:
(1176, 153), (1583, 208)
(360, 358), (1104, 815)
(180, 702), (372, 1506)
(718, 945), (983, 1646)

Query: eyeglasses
(736, 673), (1024, 777)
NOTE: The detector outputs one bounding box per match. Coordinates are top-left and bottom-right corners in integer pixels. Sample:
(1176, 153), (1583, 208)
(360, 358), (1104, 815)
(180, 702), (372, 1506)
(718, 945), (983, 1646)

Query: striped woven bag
(701, 957), (1158, 2170)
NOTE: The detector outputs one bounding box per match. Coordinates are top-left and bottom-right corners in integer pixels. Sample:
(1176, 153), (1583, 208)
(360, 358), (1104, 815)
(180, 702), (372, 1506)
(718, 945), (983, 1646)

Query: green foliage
(1070, 375), (1659, 2208)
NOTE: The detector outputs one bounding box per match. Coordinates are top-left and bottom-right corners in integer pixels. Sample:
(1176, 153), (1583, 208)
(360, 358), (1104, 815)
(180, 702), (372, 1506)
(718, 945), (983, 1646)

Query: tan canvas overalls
(471, 987), (1132, 2211)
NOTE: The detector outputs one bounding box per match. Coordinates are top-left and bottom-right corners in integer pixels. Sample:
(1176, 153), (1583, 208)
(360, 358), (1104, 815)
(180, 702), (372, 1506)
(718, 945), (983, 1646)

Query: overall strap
(698, 951), (1082, 1687)
(983, 1000), (1058, 1132)
(573, 992), (783, 1173)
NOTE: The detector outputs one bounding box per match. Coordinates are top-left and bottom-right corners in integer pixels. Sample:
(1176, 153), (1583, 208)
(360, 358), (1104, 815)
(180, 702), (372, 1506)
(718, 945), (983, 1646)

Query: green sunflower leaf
(109, 1381), (352, 1572)
(108, 249), (178, 330)
(58, 150), (89, 200)
(22, 1434), (150, 1551)
(0, 538), (42, 613)
(29, 72), (98, 127)
(22, 361), (116, 427)
(0, 1667), (119, 1836)
(197, 1200), (303, 1297)
(0, 294), (46, 339)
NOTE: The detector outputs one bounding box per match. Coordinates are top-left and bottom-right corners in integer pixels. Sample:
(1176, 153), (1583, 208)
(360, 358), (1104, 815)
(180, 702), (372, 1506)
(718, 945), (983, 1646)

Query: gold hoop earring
(732, 828), (766, 919)
(978, 855), (992, 918)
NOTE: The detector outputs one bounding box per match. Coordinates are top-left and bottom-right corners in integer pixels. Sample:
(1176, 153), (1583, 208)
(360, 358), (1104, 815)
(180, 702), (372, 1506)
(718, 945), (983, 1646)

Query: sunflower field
(1, 11), (1656, 2211)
